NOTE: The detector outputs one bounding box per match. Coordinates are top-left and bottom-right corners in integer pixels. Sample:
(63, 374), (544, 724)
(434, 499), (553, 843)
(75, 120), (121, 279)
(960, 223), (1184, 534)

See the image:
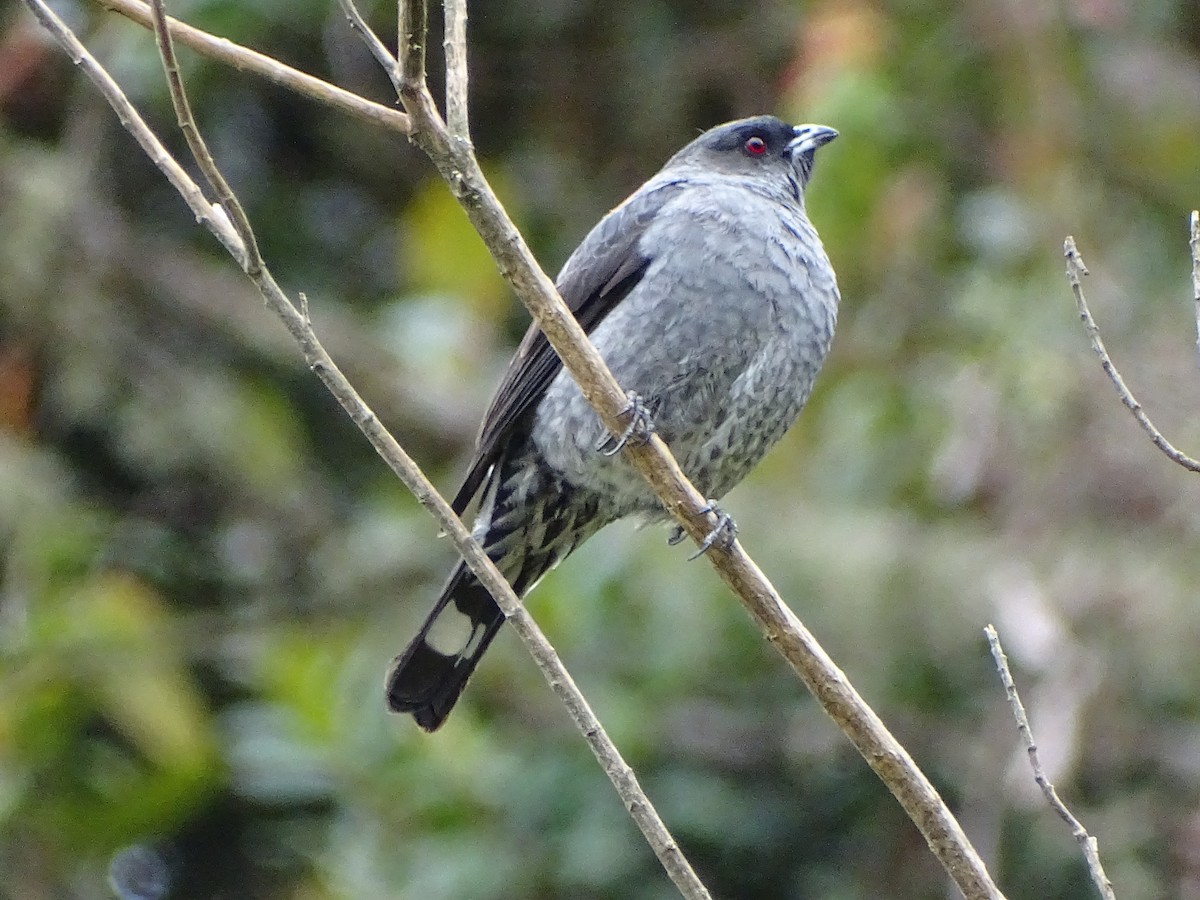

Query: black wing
(451, 179), (687, 513)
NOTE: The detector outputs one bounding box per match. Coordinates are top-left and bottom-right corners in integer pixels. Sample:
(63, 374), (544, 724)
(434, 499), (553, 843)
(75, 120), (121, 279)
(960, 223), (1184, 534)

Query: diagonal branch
(22, 0), (243, 260)
(90, 0), (410, 133)
(148, 0), (260, 272)
(1064, 235), (1200, 473)
(985, 626), (1116, 900)
(334, 0), (401, 95)
(388, 6), (1004, 900)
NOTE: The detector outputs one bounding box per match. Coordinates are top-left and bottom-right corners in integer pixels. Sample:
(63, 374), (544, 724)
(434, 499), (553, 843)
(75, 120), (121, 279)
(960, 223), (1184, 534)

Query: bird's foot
(667, 502), (739, 559)
(596, 391), (655, 456)
(690, 502), (737, 560)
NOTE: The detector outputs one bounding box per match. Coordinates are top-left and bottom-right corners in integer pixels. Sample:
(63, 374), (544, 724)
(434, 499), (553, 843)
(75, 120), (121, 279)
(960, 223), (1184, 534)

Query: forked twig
(1064, 235), (1200, 472)
(985, 626), (1116, 900)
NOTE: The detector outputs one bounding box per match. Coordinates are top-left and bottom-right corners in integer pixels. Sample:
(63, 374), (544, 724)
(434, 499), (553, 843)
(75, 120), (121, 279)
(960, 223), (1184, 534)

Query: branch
(398, 0), (427, 92)
(23, 1), (711, 897)
(90, 0), (410, 133)
(442, 0), (470, 140)
(148, 0), (260, 273)
(985, 626), (1116, 900)
(22, 0), (243, 260)
(1064, 234), (1200, 473)
(1191, 211), (1200, 368)
(387, 9), (1004, 900)
(334, 0), (401, 95)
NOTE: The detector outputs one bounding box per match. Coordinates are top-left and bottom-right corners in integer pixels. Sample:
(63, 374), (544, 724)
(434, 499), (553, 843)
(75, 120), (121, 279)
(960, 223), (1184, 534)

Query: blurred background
(3, 0), (1200, 897)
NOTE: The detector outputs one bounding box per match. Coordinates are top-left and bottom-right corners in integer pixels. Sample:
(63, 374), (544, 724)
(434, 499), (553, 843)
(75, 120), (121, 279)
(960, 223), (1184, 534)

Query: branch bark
(91, 0), (410, 133)
(442, 0), (470, 140)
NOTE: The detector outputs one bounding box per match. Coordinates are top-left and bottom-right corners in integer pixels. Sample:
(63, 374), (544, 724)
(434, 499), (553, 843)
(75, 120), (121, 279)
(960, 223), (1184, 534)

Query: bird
(386, 115), (840, 731)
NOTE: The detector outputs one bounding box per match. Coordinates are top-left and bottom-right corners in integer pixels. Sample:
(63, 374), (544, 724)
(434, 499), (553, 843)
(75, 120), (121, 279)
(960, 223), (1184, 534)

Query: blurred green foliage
(3, 0), (1200, 897)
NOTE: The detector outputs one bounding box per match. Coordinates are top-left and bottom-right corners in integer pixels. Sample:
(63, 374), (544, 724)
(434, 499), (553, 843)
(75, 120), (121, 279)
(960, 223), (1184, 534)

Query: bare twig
(334, 0), (401, 95)
(148, 0), (260, 273)
(89, 0), (410, 133)
(443, 0), (470, 140)
(1064, 236), (1200, 472)
(1190, 211), (1200, 368)
(985, 626), (1116, 900)
(24, 2), (711, 898)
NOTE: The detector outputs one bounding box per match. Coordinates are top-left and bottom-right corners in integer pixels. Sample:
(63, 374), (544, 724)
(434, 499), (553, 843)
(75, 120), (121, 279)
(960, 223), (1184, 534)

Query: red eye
(744, 136), (767, 156)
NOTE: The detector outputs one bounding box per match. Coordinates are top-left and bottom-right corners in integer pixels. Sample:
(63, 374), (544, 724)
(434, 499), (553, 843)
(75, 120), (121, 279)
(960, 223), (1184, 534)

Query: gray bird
(387, 115), (840, 731)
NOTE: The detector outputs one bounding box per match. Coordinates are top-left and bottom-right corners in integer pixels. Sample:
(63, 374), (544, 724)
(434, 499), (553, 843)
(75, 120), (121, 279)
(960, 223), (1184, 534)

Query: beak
(786, 124), (839, 157)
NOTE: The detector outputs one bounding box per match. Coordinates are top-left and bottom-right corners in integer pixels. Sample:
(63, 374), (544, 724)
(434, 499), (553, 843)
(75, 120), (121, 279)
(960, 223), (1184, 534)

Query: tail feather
(388, 468), (607, 730)
(385, 563), (506, 731)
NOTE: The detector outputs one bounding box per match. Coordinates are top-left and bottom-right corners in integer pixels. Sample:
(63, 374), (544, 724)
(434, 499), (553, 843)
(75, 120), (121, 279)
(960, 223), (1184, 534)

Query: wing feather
(451, 179), (686, 512)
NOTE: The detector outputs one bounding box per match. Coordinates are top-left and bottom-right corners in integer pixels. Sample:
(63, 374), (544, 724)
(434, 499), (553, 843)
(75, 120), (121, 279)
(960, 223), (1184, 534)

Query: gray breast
(530, 182), (839, 517)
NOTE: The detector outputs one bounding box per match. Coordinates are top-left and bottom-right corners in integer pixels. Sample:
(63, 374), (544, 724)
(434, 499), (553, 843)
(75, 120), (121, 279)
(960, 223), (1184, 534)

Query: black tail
(385, 562), (507, 731)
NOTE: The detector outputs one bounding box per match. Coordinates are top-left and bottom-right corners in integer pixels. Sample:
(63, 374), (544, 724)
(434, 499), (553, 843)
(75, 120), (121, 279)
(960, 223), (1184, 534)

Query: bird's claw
(690, 504), (737, 559)
(668, 502), (738, 559)
(596, 391), (655, 456)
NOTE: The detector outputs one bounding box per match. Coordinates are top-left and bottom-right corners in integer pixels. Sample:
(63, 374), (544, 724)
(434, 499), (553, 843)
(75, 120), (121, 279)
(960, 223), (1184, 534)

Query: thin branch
(443, 0), (470, 140)
(1064, 236), (1200, 472)
(1190, 211), (1200, 368)
(334, 0), (402, 95)
(22, 0), (243, 260)
(398, 0), (428, 92)
(22, 3), (711, 898)
(985, 626), (1116, 900)
(393, 22), (1004, 900)
(90, 0), (410, 133)
(148, 0), (260, 273)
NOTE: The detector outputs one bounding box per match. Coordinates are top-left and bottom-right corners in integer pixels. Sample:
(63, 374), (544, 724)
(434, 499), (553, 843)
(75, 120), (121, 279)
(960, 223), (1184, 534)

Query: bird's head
(667, 115), (838, 193)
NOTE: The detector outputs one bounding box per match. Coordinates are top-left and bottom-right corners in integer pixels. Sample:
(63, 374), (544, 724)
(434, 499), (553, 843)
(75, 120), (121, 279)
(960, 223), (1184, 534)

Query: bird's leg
(595, 391), (655, 456)
(667, 502), (739, 558)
